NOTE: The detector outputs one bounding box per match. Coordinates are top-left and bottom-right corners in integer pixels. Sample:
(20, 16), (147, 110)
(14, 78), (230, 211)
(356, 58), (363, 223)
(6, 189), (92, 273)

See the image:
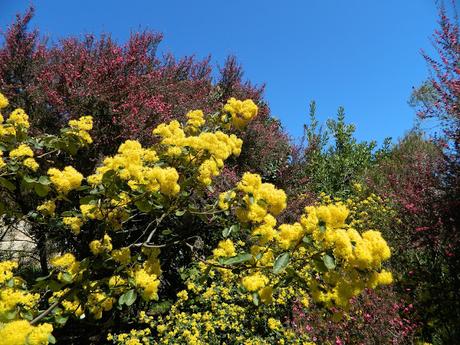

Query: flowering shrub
(0, 9), (291, 185)
(0, 92), (394, 344)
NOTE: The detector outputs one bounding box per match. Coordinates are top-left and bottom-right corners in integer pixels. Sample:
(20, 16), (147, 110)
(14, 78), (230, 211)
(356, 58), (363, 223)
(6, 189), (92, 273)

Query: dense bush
(0, 93), (394, 344)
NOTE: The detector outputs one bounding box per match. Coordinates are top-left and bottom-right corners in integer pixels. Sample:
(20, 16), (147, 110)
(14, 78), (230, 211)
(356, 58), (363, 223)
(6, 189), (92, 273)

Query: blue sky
(0, 0), (440, 144)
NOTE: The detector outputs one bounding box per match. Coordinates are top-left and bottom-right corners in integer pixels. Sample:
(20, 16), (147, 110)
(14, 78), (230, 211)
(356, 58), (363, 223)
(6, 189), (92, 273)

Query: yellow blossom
(48, 166), (83, 194)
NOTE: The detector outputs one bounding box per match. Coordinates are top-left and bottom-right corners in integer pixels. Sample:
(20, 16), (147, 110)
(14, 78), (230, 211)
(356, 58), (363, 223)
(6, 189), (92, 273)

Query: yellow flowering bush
(0, 91), (392, 344)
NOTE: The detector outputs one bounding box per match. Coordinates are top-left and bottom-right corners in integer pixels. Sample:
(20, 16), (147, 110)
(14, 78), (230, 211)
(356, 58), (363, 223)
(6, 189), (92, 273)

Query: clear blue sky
(0, 0), (440, 144)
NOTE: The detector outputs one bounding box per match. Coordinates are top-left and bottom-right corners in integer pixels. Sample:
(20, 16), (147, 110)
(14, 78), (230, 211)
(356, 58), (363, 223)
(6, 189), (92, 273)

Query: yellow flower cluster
(49, 253), (81, 284)
(111, 247), (131, 265)
(0, 261), (42, 332)
(23, 157), (39, 171)
(89, 234), (113, 255)
(0, 92), (8, 109)
(36, 200), (56, 216)
(153, 120), (243, 185)
(108, 328), (151, 345)
(0, 320), (53, 345)
(7, 108), (30, 129)
(87, 291), (115, 319)
(133, 268), (160, 301)
(0, 261), (17, 284)
(131, 248), (161, 301)
(9, 144), (33, 159)
(48, 166), (83, 194)
(241, 272), (269, 292)
(185, 110), (205, 129)
(0, 97), (28, 138)
(88, 140), (180, 196)
(212, 239), (237, 257)
(222, 98), (258, 129)
(62, 216), (83, 235)
(80, 203), (104, 220)
(224, 172), (287, 224)
(67, 115), (93, 144)
(218, 190), (236, 210)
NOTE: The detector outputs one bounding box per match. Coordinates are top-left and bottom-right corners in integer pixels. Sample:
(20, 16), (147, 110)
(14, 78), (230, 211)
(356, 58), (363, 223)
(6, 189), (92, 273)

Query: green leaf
(20, 310), (33, 321)
(230, 224), (239, 233)
(313, 258), (328, 272)
(273, 252), (290, 274)
(221, 253), (252, 265)
(135, 200), (151, 213)
(79, 195), (96, 205)
(119, 289), (137, 306)
(5, 310), (17, 320)
(0, 177), (16, 191)
(175, 209), (186, 217)
(322, 254), (336, 270)
(48, 335), (57, 344)
(23, 175), (37, 184)
(252, 292), (260, 306)
(302, 236), (312, 244)
(102, 170), (116, 184)
(222, 227), (231, 238)
(54, 314), (68, 325)
(60, 272), (73, 284)
(34, 183), (50, 197)
(38, 175), (52, 185)
(161, 229), (172, 236)
(222, 224), (238, 238)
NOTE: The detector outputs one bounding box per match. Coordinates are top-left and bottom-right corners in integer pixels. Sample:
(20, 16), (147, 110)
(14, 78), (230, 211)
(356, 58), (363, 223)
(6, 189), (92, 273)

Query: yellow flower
(68, 116), (93, 144)
(267, 318), (282, 331)
(186, 110), (205, 128)
(241, 272), (268, 292)
(133, 268), (160, 301)
(213, 239), (236, 258)
(0, 261), (18, 284)
(27, 323), (54, 345)
(62, 217), (83, 235)
(222, 98), (258, 129)
(23, 157), (39, 171)
(111, 247), (131, 265)
(89, 234), (113, 255)
(9, 144), (33, 159)
(7, 108), (29, 128)
(0, 92), (8, 109)
(177, 290), (188, 301)
(69, 115), (93, 131)
(0, 320), (31, 345)
(48, 166), (83, 194)
(109, 275), (127, 288)
(36, 200), (56, 216)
